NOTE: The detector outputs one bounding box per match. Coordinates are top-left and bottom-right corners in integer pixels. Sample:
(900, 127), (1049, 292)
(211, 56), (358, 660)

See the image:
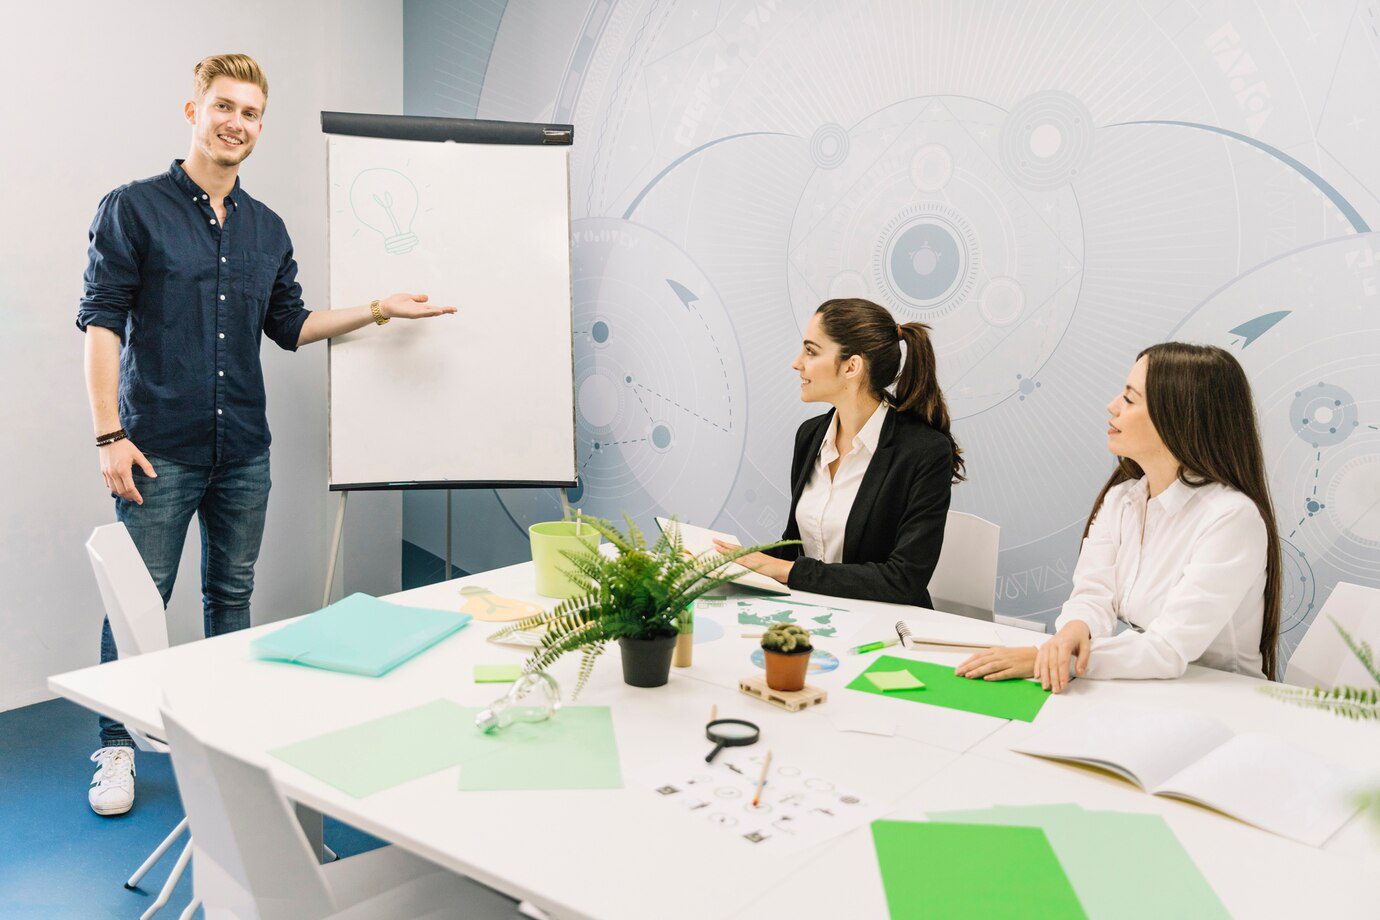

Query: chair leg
(177, 897), (201, 920)
(139, 838), (193, 920)
(126, 816), (190, 889)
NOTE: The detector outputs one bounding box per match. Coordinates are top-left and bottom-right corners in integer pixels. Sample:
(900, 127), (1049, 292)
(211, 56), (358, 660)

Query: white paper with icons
(326, 133), (575, 488)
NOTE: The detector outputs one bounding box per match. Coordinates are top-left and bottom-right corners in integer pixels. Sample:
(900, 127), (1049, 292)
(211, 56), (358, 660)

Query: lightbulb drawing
(349, 168), (420, 255)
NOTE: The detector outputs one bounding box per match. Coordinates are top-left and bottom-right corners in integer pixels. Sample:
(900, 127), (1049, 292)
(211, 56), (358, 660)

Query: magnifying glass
(705, 718), (760, 763)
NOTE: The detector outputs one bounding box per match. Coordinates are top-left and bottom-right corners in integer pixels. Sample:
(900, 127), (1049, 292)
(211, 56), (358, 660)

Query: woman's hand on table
(1033, 621), (1091, 693)
(955, 646), (1037, 681)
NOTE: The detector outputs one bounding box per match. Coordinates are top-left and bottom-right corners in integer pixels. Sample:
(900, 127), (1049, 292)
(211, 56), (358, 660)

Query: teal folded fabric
(251, 593), (470, 677)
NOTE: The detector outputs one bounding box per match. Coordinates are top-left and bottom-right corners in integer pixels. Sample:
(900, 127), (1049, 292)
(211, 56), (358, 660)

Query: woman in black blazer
(716, 298), (965, 607)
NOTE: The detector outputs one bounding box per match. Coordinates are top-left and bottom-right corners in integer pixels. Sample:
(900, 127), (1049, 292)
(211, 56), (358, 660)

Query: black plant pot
(618, 635), (677, 688)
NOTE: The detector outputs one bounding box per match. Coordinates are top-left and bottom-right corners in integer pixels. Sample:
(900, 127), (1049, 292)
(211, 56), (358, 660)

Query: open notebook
(654, 518), (789, 595)
(1012, 705), (1362, 847)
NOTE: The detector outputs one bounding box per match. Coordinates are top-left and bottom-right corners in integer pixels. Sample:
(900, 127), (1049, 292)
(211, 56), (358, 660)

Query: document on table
(695, 595), (869, 643)
(250, 593), (470, 677)
(1012, 705), (1362, 846)
(270, 700), (623, 797)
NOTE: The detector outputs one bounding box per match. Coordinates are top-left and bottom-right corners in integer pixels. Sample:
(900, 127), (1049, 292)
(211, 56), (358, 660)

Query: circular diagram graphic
(787, 95), (1084, 419)
(999, 91), (1096, 190)
(498, 218), (747, 532)
(1291, 383), (1359, 447)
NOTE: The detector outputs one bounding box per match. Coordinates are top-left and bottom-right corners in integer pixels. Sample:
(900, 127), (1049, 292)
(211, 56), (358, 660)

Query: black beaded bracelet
(96, 428), (127, 447)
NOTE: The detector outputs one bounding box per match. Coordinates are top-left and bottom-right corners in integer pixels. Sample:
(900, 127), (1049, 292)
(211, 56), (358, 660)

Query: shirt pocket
(235, 251), (280, 309)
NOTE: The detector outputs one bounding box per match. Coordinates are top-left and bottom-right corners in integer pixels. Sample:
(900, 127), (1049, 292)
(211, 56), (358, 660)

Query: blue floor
(0, 697), (383, 918)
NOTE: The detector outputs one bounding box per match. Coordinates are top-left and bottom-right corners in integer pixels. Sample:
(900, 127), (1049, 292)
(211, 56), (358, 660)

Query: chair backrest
(161, 707), (336, 920)
(86, 523), (169, 657)
(926, 511), (1000, 619)
(1284, 582), (1380, 690)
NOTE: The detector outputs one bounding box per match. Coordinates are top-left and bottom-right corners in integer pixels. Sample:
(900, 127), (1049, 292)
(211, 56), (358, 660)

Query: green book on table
(251, 593), (471, 677)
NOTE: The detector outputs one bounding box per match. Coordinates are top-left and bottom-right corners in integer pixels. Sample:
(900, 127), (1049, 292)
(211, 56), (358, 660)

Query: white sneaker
(89, 747), (136, 815)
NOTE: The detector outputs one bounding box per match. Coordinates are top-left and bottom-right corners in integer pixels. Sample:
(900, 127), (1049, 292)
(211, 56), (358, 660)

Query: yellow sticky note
(866, 669), (926, 692)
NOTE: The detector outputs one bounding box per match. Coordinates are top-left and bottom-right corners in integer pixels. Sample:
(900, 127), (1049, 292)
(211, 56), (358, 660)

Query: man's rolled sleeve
(76, 190), (141, 339)
(262, 243), (311, 352)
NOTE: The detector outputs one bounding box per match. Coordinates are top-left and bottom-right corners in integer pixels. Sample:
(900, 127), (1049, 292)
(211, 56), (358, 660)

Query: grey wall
(401, 0), (1380, 668)
(0, 1), (405, 712)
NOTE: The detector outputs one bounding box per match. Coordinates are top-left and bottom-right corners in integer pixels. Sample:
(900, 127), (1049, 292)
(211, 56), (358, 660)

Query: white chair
(159, 705), (522, 920)
(927, 511), (1001, 621)
(1284, 582), (1380, 690)
(87, 522), (198, 920)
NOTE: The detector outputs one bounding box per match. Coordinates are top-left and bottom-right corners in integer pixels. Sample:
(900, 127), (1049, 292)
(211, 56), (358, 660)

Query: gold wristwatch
(370, 299), (390, 325)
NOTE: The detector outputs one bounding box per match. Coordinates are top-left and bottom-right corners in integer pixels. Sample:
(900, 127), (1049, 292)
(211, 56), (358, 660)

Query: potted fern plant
(761, 623), (813, 692)
(494, 514), (794, 695)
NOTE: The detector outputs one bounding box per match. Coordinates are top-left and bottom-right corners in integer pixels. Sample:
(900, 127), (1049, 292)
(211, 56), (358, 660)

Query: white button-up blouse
(1054, 476), (1269, 680)
(794, 403), (889, 564)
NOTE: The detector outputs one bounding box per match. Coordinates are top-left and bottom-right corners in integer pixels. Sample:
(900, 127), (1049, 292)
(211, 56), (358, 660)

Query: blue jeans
(98, 452), (271, 748)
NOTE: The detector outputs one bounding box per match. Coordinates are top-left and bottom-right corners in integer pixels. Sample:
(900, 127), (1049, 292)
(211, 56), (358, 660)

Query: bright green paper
(473, 664), (523, 683)
(457, 706), (624, 791)
(271, 701), (624, 797)
(847, 655), (1048, 721)
(865, 669), (925, 692)
(250, 593), (470, 677)
(931, 805), (1229, 919)
(270, 699), (475, 797)
(871, 820), (1087, 919)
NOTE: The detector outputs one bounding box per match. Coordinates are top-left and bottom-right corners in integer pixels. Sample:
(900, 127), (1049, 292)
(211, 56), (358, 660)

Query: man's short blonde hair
(193, 53), (268, 101)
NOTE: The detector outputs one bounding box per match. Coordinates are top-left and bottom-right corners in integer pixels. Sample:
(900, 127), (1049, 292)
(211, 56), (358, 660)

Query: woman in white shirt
(957, 342), (1282, 688)
(716, 298), (964, 606)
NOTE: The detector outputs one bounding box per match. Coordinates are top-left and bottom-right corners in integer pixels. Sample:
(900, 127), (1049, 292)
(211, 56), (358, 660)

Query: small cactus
(761, 622), (812, 654)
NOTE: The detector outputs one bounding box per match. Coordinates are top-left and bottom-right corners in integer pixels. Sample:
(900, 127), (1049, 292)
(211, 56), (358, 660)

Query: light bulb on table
(475, 671), (562, 734)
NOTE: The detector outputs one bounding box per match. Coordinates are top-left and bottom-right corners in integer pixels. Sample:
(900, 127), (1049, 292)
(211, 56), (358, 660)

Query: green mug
(529, 521), (601, 598)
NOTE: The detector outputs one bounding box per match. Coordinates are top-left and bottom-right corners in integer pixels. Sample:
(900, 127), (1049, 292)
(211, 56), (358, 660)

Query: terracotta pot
(763, 647), (811, 691)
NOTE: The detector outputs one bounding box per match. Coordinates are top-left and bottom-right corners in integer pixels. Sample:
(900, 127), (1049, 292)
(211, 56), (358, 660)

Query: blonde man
(77, 55), (452, 815)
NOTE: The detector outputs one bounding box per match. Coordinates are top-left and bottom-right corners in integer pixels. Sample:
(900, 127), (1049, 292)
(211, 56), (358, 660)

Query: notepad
(1012, 705), (1362, 846)
(847, 655), (1049, 722)
(871, 820), (1087, 919)
(929, 805), (1229, 919)
(865, 669), (925, 692)
(474, 664), (523, 683)
(251, 594), (470, 677)
(654, 517), (790, 595)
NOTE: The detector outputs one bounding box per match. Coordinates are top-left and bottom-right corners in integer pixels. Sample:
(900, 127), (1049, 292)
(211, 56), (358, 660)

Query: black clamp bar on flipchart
(320, 111), (573, 146)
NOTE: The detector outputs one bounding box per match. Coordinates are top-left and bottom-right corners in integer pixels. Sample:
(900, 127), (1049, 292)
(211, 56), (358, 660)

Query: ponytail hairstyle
(814, 298), (965, 482)
(1083, 342), (1282, 679)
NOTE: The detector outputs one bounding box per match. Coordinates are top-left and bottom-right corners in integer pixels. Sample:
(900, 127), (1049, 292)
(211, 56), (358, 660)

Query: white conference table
(50, 562), (1380, 919)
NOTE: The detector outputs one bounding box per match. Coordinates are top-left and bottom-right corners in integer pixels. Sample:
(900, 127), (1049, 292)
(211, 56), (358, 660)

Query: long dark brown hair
(1084, 342), (1282, 679)
(815, 298), (965, 482)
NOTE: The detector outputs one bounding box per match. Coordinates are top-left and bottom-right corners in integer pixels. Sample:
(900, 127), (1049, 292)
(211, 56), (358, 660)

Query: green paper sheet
(458, 706), (624, 791)
(271, 699), (475, 797)
(847, 655), (1048, 721)
(930, 805), (1229, 919)
(473, 664), (523, 683)
(865, 669), (925, 692)
(871, 820), (1087, 920)
(271, 700), (623, 797)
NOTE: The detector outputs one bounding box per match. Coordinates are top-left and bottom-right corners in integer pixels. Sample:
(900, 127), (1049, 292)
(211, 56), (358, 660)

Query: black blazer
(766, 408), (953, 608)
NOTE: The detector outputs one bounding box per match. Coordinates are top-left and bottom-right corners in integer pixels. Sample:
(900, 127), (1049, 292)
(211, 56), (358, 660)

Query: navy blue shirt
(76, 160), (311, 465)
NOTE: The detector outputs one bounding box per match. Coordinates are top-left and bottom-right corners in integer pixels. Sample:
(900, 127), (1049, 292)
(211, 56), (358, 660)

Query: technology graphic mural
(404, 0), (1380, 661)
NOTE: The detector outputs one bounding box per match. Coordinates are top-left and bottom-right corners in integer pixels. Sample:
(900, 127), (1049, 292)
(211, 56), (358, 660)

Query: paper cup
(529, 521), (601, 598)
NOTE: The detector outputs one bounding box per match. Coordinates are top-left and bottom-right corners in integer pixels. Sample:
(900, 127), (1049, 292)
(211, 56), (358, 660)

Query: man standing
(76, 54), (452, 815)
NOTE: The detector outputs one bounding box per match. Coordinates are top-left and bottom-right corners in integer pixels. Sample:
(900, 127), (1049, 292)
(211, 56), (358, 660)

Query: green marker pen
(850, 637), (900, 655)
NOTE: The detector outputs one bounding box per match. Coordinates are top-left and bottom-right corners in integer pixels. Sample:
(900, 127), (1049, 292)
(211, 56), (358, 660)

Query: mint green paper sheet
(930, 805), (1229, 919)
(847, 655), (1049, 721)
(457, 706), (624, 791)
(271, 699), (475, 797)
(270, 700), (623, 797)
(251, 593), (470, 677)
(871, 820), (1087, 919)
